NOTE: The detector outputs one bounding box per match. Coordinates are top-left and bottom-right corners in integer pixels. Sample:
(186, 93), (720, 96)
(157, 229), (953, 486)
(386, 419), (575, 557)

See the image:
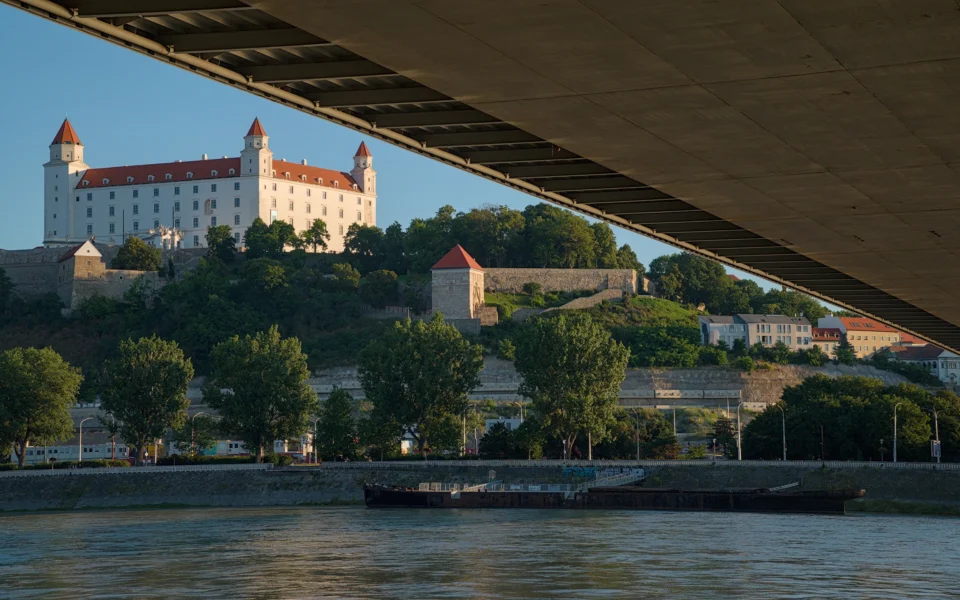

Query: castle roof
(272, 160), (358, 190)
(58, 240), (100, 263)
(838, 316), (898, 333)
(52, 118), (81, 145)
(432, 245), (483, 271)
(246, 117), (266, 136)
(355, 141), (372, 157)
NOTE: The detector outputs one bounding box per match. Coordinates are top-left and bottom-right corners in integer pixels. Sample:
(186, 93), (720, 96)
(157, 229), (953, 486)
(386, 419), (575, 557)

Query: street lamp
(774, 404), (787, 461)
(311, 417), (321, 464)
(191, 411), (206, 456)
(927, 407), (941, 465)
(78, 417), (93, 463)
(633, 407), (641, 462)
(736, 402), (745, 461)
(893, 402), (903, 463)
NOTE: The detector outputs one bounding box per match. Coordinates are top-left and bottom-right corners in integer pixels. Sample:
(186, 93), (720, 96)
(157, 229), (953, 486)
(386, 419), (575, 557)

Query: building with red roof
(431, 245), (491, 328)
(817, 315), (904, 359)
(43, 118), (377, 253)
(811, 327), (842, 358)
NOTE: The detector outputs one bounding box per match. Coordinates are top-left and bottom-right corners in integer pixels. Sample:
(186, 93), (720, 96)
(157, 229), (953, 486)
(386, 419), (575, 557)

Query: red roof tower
(246, 118), (267, 136)
(354, 141), (372, 157)
(432, 245), (484, 271)
(51, 118), (81, 145)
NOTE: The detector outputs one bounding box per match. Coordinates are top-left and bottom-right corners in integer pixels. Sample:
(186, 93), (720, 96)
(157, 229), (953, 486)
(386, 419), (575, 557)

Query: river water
(1, 507), (958, 599)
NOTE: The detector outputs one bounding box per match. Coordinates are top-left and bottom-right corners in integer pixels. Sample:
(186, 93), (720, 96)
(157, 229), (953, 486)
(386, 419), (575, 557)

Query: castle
(42, 118), (376, 252)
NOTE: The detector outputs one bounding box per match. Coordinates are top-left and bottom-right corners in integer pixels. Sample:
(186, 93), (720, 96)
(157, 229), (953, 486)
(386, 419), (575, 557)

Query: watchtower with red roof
(431, 245), (485, 321)
(44, 119), (89, 246)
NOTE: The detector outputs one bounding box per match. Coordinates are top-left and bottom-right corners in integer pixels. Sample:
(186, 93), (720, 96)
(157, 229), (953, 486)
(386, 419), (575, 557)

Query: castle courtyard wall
(484, 268), (637, 294)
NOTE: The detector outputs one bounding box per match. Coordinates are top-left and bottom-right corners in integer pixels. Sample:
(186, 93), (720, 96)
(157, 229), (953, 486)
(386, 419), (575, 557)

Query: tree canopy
(111, 237), (162, 272)
(316, 387), (356, 460)
(100, 336), (194, 465)
(205, 225), (236, 264)
(358, 314), (483, 456)
(203, 326), (317, 461)
(0, 347), (83, 467)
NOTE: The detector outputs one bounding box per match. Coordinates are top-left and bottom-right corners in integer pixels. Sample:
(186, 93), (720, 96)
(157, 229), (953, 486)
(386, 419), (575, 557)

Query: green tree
(111, 237), (162, 271)
(0, 347), (83, 468)
(316, 387), (356, 460)
(835, 336), (857, 365)
(205, 224), (236, 264)
(100, 336), (194, 465)
(300, 219), (331, 253)
(343, 223), (386, 273)
(452, 206), (525, 268)
(357, 414), (402, 461)
(616, 244), (645, 278)
(359, 270), (399, 309)
(515, 313), (630, 459)
(203, 326), (317, 462)
(0, 267), (13, 321)
(171, 414), (220, 456)
(615, 325), (701, 368)
(243, 217), (272, 258)
(381, 222), (409, 273)
(714, 414), (736, 455)
(358, 314), (483, 456)
(496, 338), (516, 361)
(521, 204), (597, 268)
(591, 222), (620, 269)
(332, 263), (361, 290)
(479, 422), (516, 458)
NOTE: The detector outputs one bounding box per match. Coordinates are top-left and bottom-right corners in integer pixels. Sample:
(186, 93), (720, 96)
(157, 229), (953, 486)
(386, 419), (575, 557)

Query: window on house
(109, 191), (115, 200)
(357, 197), (361, 205)
(153, 219), (159, 229)
(109, 206), (115, 217)
(211, 199), (217, 209)
(133, 189), (139, 198)
(234, 198), (240, 207)
(234, 215), (240, 225)
(234, 182), (239, 190)
(148, 175), (155, 182)
(338, 225), (344, 235)
(87, 192), (92, 201)
(289, 185), (294, 194)
(272, 183), (277, 191)
(193, 235), (199, 247)
(109, 223), (115, 234)
(193, 185), (199, 194)
(154, 203), (159, 214)
(306, 204), (311, 214)
(86, 224), (93, 235)
(133, 204), (139, 215)
(289, 201), (294, 210)
(338, 209), (343, 218)
(306, 189), (311, 197)
(271, 199), (277, 208)
(288, 217), (294, 226)
(86, 207), (92, 218)
(357, 211), (362, 221)
(153, 188), (159, 197)
(322, 192), (327, 199)
(174, 218), (180, 228)
(234, 232), (241, 244)
(211, 184), (217, 192)
(174, 201), (180, 212)
(211, 216), (217, 226)
(133, 221), (139, 231)
(338, 194), (343, 201)
(322, 206), (327, 216)
(193, 217), (199, 228)
(193, 200), (199, 211)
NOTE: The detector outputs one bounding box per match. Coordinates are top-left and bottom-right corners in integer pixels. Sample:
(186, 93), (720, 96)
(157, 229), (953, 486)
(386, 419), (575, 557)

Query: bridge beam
(239, 60), (393, 83)
(70, 0), (250, 17)
(160, 28), (329, 53)
(307, 87), (450, 107)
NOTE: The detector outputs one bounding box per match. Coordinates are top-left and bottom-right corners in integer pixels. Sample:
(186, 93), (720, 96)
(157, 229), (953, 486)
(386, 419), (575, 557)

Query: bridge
(7, 1), (960, 350)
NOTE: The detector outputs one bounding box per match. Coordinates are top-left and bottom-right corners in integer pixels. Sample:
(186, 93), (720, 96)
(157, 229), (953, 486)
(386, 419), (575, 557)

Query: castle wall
(0, 248), (62, 296)
(431, 268), (483, 320)
(484, 268), (637, 295)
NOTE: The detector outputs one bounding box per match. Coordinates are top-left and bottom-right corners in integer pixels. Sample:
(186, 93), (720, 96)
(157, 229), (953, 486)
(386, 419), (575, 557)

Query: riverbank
(2, 463), (960, 515)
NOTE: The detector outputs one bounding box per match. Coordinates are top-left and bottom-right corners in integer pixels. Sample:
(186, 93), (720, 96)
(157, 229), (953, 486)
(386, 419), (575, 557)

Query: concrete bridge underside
(8, 0), (960, 349)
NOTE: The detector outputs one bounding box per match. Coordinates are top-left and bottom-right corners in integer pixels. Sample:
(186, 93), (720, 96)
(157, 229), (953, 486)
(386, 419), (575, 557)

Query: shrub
(522, 282), (542, 296)
(496, 339), (516, 361)
(733, 356), (755, 372)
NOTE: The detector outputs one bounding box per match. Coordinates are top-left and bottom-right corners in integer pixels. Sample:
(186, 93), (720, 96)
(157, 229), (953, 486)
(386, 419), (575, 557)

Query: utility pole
(893, 402), (902, 463)
(736, 402), (744, 461)
(929, 407), (941, 465)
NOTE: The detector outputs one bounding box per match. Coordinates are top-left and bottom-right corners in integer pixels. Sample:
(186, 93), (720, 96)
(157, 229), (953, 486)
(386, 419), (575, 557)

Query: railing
(315, 459), (960, 471)
(576, 470), (646, 492)
(0, 463), (274, 478)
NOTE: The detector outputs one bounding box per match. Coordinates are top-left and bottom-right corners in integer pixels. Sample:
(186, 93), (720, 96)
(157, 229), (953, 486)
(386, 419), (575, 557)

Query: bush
(496, 339), (516, 361)
(522, 282), (542, 296)
(158, 454), (254, 466)
(15, 459), (131, 470)
(733, 356), (755, 372)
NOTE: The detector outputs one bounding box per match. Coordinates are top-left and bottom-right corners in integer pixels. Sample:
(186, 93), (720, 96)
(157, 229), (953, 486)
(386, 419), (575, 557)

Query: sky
(0, 6), (770, 287)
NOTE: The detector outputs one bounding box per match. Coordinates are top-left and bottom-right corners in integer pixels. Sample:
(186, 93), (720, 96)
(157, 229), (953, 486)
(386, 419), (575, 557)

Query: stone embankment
(3, 462), (960, 514)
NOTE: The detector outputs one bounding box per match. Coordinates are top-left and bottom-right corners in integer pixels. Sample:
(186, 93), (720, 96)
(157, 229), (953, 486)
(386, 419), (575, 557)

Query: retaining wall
(484, 268), (637, 295)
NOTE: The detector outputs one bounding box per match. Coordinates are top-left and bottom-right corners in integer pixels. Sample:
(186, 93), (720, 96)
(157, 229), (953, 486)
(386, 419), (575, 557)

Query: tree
(300, 219), (331, 253)
(332, 263), (361, 290)
(591, 222), (620, 268)
(111, 236), (162, 271)
(521, 204), (597, 268)
(714, 414), (736, 455)
(479, 422), (516, 458)
(359, 270), (399, 309)
(0, 267), (13, 321)
(100, 336), (194, 465)
(316, 387), (356, 460)
(358, 314), (483, 456)
(835, 336), (857, 365)
(204, 326), (317, 462)
(205, 225), (236, 264)
(452, 205), (525, 268)
(616, 244), (645, 278)
(0, 347), (82, 468)
(171, 414), (220, 456)
(515, 313), (630, 459)
(381, 222), (409, 273)
(343, 223), (386, 273)
(244, 218), (298, 258)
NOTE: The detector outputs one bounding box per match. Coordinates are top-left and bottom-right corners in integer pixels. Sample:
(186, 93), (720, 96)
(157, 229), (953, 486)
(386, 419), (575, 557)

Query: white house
(43, 118), (377, 252)
(888, 344), (960, 386)
(699, 314), (812, 351)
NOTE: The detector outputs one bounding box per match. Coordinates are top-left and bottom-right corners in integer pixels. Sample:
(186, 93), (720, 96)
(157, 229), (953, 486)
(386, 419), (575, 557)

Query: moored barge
(364, 482), (865, 515)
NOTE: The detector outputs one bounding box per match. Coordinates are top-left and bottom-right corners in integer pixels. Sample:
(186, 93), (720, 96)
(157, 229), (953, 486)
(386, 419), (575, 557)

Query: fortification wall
(485, 268), (637, 294)
(0, 248), (62, 296)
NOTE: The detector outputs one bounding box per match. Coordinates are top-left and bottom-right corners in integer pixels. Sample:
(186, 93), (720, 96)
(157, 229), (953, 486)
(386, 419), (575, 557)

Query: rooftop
(839, 316), (899, 333)
(432, 245), (484, 271)
(51, 118), (81, 145)
(736, 314), (811, 326)
(812, 327), (842, 341)
(888, 344), (945, 362)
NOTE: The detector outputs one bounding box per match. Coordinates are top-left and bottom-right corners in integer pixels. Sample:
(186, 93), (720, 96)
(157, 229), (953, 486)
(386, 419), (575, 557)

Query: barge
(363, 481), (865, 515)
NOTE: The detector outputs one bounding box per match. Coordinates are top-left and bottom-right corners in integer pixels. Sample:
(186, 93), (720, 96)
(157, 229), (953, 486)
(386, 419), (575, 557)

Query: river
(1, 507), (958, 599)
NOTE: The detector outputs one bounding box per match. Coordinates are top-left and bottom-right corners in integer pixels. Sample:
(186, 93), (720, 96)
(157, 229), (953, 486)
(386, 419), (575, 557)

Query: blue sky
(0, 6), (768, 286)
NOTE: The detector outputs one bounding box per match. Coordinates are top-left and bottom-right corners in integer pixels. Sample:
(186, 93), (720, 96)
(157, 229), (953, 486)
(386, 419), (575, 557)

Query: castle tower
(241, 117), (272, 176)
(431, 245), (485, 321)
(350, 141), (376, 195)
(44, 119), (89, 247)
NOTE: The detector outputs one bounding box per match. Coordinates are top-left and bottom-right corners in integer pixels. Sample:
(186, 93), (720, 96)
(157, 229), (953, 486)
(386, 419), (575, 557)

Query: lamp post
(736, 402), (745, 461)
(633, 408), (641, 462)
(893, 402), (902, 463)
(775, 404), (787, 461)
(928, 407), (941, 465)
(78, 417), (93, 463)
(311, 417), (321, 464)
(191, 411), (206, 456)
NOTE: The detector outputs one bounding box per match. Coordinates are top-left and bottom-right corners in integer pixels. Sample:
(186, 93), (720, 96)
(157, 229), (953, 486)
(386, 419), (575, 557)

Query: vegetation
(111, 237), (162, 272)
(205, 225), (236, 264)
(100, 336), (194, 465)
(0, 347), (83, 468)
(203, 326), (317, 462)
(316, 387), (357, 460)
(358, 315), (483, 457)
(171, 414), (220, 456)
(515, 313), (630, 459)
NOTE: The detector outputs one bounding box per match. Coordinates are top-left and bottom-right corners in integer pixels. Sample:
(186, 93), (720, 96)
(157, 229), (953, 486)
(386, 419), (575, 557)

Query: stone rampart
(0, 248), (62, 296)
(484, 268), (637, 294)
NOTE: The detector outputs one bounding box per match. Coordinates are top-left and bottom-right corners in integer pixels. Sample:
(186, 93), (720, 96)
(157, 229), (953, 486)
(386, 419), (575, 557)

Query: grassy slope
(579, 295), (700, 328)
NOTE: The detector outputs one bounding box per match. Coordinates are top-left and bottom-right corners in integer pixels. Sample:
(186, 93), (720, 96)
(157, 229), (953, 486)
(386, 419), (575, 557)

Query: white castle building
(43, 118), (377, 252)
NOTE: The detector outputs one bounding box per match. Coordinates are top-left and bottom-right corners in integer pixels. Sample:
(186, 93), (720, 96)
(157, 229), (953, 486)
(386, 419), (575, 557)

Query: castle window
(133, 190), (139, 198)
(334, 181), (339, 188)
(357, 212), (362, 221)
(234, 198), (240, 208)
(234, 232), (241, 244)
(193, 235), (199, 247)
(357, 197), (361, 205)
(174, 187), (180, 196)
(154, 219), (160, 229)
(322, 192), (327, 200)
(148, 175), (155, 182)
(306, 204), (311, 214)
(352, 184), (358, 190)
(338, 209), (343, 218)
(289, 185), (294, 194)
(317, 178), (323, 185)
(229, 169), (236, 176)
(300, 175), (306, 182)
(82, 180), (89, 187)
(234, 182), (240, 190)
(109, 206), (115, 217)
(127, 176), (134, 183)
(211, 216), (217, 227)
(175, 218), (180, 228)
(102, 178), (110, 185)
(339, 194), (343, 201)
(369, 200), (372, 206)
(109, 223), (115, 234)
(289, 201), (294, 211)
(234, 215), (240, 225)
(193, 185), (199, 194)
(193, 200), (199, 211)
(165, 174), (172, 180)
(288, 217), (294, 226)
(87, 192), (92, 201)
(186, 172), (193, 179)
(109, 191), (115, 200)
(193, 218), (199, 228)
(305, 219), (311, 228)
(338, 225), (343, 235)
(133, 204), (139, 215)
(211, 199), (217, 210)
(272, 183), (277, 191)
(306, 189), (311, 197)
(284, 173), (290, 179)
(133, 221), (139, 231)
(87, 224), (93, 235)
(154, 203), (160, 214)
(322, 206), (327, 216)
(153, 188), (159, 197)
(271, 199), (277, 208)
(211, 184), (217, 192)
(211, 170), (218, 177)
